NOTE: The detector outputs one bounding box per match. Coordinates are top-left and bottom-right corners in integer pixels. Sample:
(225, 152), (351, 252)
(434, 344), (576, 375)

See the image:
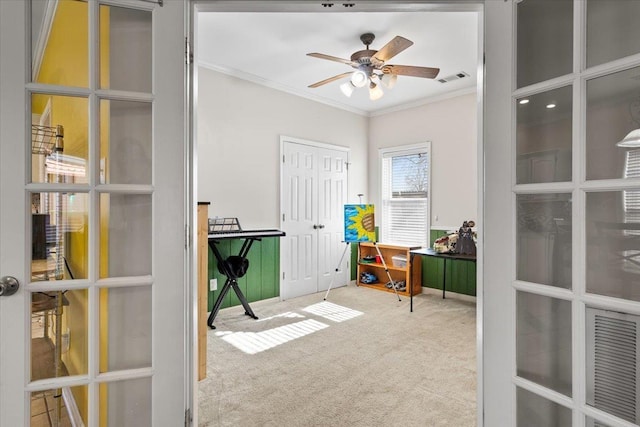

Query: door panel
(487, 1), (640, 425)
(281, 140), (349, 300)
(0, 1), (187, 425)
(282, 142), (318, 299)
(317, 147), (348, 292)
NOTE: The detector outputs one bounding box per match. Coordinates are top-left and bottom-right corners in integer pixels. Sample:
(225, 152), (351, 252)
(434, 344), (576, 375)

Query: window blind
(380, 148), (430, 247)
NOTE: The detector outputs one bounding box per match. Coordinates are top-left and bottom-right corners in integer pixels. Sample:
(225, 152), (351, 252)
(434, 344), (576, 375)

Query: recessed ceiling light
(546, 103), (556, 109)
(519, 99), (529, 105)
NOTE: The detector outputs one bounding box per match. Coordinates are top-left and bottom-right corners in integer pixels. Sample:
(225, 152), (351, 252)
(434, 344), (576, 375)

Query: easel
(324, 196), (401, 302)
(323, 241), (350, 301)
(323, 240), (402, 301)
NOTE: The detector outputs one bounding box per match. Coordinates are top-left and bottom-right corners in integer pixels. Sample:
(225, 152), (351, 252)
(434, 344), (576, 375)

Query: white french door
(0, 1), (189, 425)
(485, 1), (640, 425)
(280, 137), (349, 300)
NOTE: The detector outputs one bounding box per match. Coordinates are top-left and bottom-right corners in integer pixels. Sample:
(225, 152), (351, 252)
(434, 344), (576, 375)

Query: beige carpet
(198, 284), (477, 427)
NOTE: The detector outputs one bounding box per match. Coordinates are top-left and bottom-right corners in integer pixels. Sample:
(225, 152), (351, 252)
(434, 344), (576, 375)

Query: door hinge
(185, 408), (192, 426)
(283, 154), (285, 163)
(345, 161), (350, 171)
(185, 225), (190, 249)
(283, 213), (286, 222)
(185, 38), (193, 65)
(282, 272), (285, 280)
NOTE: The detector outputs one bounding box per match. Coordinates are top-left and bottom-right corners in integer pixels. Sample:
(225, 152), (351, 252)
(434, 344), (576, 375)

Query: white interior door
(485, 1), (640, 425)
(280, 138), (349, 300)
(316, 147), (349, 292)
(281, 140), (318, 300)
(0, 1), (188, 425)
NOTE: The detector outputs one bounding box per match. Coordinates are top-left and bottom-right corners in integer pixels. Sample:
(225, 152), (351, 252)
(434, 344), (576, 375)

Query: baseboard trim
(421, 286), (477, 303)
(62, 386), (85, 427)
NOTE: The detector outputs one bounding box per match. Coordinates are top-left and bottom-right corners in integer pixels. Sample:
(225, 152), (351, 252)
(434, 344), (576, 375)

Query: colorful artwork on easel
(344, 204), (376, 243)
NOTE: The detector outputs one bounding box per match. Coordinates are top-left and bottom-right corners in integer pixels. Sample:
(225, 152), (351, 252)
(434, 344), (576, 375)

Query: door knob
(0, 276), (19, 296)
(318, 224), (325, 229)
(313, 224), (319, 229)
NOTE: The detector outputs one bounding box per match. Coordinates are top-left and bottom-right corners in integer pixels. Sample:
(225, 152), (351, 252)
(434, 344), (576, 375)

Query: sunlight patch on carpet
(302, 301), (363, 322)
(215, 319), (329, 354)
(256, 311), (305, 322)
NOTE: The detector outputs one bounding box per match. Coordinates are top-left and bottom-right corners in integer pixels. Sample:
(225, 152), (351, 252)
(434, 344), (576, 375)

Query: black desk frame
(206, 230), (285, 329)
(410, 248), (476, 311)
(207, 238), (257, 329)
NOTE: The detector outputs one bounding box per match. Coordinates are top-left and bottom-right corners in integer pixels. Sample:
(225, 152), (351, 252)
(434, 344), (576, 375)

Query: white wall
(368, 92), (478, 230)
(197, 67), (477, 233)
(197, 67), (369, 229)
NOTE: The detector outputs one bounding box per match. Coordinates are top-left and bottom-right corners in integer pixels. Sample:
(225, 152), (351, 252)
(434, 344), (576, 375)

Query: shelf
(357, 262), (408, 272)
(356, 242), (421, 297)
(358, 283), (408, 294)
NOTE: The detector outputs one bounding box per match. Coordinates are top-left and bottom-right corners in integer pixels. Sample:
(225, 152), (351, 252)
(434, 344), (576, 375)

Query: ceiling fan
(307, 32), (440, 100)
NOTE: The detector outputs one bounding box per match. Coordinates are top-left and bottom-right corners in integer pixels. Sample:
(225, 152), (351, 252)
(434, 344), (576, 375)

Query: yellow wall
(98, 9), (110, 427)
(34, 1), (88, 89)
(33, 1), (111, 423)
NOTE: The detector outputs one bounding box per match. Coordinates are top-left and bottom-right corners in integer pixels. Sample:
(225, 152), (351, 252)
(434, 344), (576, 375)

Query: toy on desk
(456, 220), (476, 255)
(433, 233), (458, 253)
(432, 220), (476, 255)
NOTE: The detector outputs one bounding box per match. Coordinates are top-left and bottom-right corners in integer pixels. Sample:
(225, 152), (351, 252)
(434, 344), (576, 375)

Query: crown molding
(198, 61), (370, 117)
(198, 61), (476, 118)
(368, 86), (477, 117)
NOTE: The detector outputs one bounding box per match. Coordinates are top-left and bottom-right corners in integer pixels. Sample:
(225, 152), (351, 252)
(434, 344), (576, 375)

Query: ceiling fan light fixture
(351, 70), (368, 88)
(616, 128), (640, 148)
(340, 82), (355, 98)
(381, 73), (397, 89)
(307, 33), (439, 102)
(369, 83), (384, 101)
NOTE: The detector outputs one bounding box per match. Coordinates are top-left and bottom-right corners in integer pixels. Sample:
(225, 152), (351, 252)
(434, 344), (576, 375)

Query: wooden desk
(410, 248), (477, 309)
(197, 202), (210, 381)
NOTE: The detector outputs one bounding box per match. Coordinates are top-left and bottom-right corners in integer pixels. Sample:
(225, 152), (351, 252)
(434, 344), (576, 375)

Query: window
(380, 144), (430, 247)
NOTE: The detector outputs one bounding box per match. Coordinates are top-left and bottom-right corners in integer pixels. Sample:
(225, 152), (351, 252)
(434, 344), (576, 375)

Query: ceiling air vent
(437, 71), (469, 84)
(586, 307), (640, 425)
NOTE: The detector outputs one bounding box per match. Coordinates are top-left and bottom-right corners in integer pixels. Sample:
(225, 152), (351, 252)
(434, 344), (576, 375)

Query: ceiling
(196, 11), (478, 116)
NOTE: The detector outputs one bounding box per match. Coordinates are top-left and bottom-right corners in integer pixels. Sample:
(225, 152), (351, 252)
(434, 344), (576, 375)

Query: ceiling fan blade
(308, 72), (354, 88)
(307, 53), (358, 67)
(374, 36), (413, 62)
(383, 65), (440, 79)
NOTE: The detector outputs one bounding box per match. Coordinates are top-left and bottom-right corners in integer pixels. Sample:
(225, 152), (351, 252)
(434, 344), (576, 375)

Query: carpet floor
(198, 284), (477, 427)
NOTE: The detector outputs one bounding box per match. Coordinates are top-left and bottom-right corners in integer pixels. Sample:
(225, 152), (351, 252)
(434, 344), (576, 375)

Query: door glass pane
(516, 86), (573, 184)
(516, 194), (572, 288)
(31, 289), (88, 380)
(99, 99), (152, 185)
(517, 387), (572, 426)
(31, 0), (88, 88)
(99, 286), (151, 372)
(99, 194), (151, 278)
(586, 66), (640, 181)
(586, 191), (640, 301)
(516, 0), (573, 88)
(31, 94), (88, 185)
(30, 385), (88, 427)
(587, 0), (640, 68)
(99, 5), (152, 93)
(99, 377), (151, 427)
(31, 192), (88, 282)
(517, 291), (572, 396)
